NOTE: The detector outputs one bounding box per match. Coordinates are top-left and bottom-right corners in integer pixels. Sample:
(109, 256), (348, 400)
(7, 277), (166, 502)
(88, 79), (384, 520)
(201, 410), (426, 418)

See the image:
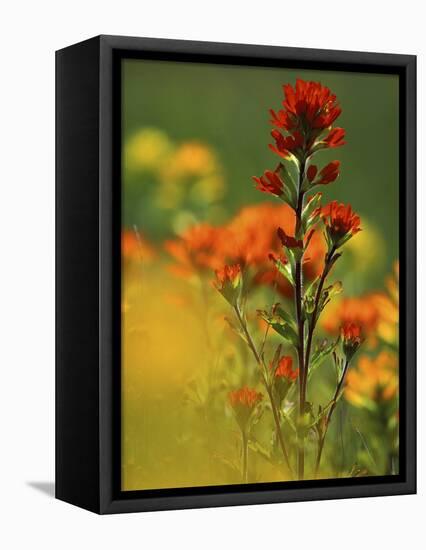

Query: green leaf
(274, 256), (294, 286)
(259, 308), (298, 348)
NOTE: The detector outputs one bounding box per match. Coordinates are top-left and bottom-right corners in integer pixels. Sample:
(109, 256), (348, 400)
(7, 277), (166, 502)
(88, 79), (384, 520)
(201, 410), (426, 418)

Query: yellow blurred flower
(161, 142), (219, 181)
(125, 128), (173, 172)
(345, 351), (398, 408)
(190, 175), (225, 204)
(344, 219), (385, 273)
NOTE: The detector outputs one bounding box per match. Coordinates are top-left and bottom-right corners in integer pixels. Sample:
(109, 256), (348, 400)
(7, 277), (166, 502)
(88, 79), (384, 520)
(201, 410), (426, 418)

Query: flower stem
(242, 430), (249, 483)
(295, 164), (306, 480)
(233, 305), (294, 479)
(304, 247), (337, 386)
(314, 359), (349, 477)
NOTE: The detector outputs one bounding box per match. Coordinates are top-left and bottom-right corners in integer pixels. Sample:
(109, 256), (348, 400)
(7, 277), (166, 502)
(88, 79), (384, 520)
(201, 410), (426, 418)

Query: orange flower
(215, 264), (241, 289)
(345, 352), (398, 408)
(214, 264), (243, 305)
(223, 203), (292, 267)
(320, 201), (361, 247)
(274, 356), (299, 382)
(164, 223), (227, 277)
(371, 261), (399, 345)
(322, 295), (380, 342)
(165, 203), (326, 296)
(341, 321), (363, 361)
(228, 386), (263, 429)
(253, 169), (284, 197)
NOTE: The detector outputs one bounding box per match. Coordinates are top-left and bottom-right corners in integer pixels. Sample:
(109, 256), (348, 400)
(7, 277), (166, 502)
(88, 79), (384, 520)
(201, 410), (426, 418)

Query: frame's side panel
(56, 37), (101, 513)
(403, 56), (417, 493)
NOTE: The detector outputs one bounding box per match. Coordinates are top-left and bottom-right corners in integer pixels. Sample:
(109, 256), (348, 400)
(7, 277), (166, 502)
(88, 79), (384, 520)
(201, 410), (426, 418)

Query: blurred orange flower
(164, 223), (227, 278)
(160, 141), (219, 181)
(345, 351), (398, 408)
(371, 261), (399, 345)
(229, 386), (263, 430)
(322, 295), (380, 342)
(274, 356), (299, 382)
(225, 203), (326, 296)
(214, 264), (242, 290)
(122, 229), (156, 263)
(165, 203), (326, 296)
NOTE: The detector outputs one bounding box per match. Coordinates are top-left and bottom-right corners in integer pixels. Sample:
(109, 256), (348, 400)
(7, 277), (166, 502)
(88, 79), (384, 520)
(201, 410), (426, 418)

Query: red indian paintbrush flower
(320, 200), (361, 248)
(270, 80), (342, 130)
(268, 79), (345, 161)
(214, 264), (242, 305)
(228, 386), (263, 429)
(253, 169), (284, 197)
(215, 264), (241, 289)
(274, 356), (299, 382)
(341, 321), (363, 361)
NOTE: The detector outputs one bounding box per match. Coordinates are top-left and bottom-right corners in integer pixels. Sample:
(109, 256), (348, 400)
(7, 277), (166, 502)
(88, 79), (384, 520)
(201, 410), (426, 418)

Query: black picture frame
(56, 35), (416, 514)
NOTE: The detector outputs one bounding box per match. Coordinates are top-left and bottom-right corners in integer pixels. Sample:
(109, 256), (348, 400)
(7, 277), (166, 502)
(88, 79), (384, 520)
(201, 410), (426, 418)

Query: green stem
(295, 163), (306, 481)
(304, 246), (337, 386)
(242, 430), (248, 483)
(234, 305), (294, 479)
(314, 359), (349, 477)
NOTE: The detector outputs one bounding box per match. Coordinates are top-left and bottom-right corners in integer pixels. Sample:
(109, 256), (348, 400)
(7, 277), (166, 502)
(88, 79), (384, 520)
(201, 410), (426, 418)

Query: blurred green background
(122, 59), (399, 289)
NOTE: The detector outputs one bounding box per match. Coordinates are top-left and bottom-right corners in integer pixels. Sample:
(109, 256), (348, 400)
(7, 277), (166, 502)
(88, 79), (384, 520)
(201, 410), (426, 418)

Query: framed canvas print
(56, 35), (416, 514)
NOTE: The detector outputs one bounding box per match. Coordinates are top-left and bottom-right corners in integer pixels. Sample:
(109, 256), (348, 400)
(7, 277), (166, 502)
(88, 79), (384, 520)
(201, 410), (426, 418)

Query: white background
(0, 1), (423, 548)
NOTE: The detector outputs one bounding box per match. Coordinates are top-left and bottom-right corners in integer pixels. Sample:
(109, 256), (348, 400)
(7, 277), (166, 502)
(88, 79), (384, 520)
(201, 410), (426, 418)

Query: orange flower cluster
(322, 260), (399, 353)
(165, 203), (326, 297)
(228, 386), (263, 429)
(322, 295), (380, 340)
(372, 262), (399, 345)
(274, 356), (299, 382)
(345, 352), (398, 407)
(164, 224), (225, 277)
(229, 386), (263, 409)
